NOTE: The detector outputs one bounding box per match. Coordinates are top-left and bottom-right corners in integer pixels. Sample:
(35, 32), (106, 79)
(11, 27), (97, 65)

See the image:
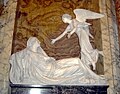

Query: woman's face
(34, 40), (40, 48)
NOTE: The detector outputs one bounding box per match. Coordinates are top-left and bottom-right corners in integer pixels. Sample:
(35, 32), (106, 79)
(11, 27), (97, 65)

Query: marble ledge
(9, 84), (109, 94)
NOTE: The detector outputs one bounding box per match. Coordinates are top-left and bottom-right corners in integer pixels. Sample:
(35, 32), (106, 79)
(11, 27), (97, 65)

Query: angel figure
(51, 9), (104, 70)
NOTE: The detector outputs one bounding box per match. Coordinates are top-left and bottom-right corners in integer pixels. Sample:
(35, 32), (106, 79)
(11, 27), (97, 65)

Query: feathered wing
(73, 9), (104, 22)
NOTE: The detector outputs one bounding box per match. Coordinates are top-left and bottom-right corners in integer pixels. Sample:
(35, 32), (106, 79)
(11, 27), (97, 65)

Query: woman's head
(27, 37), (41, 50)
(62, 14), (72, 23)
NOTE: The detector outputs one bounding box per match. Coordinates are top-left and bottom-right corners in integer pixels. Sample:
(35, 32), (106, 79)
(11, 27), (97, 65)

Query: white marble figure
(51, 9), (104, 70)
(9, 37), (106, 85)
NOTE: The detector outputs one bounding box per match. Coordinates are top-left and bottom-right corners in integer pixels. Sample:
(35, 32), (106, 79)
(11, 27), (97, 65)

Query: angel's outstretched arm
(67, 28), (77, 38)
(70, 28), (77, 35)
(51, 25), (72, 44)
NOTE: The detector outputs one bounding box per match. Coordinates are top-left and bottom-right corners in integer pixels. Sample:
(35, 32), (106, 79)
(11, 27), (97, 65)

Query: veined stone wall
(0, 0), (119, 94)
(99, 0), (120, 93)
(0, 0), (17, 94)
(114, 0), (120, 93)
(115, 0), (120, 46)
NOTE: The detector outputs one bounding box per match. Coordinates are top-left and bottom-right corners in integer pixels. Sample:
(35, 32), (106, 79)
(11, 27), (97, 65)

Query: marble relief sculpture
(9, 9), (107, 85)
(51, 9), (104, 70)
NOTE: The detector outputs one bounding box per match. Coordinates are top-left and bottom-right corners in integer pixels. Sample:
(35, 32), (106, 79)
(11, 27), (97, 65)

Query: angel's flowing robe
(78, 24), (99, 69)
(66, 19), (101, 70)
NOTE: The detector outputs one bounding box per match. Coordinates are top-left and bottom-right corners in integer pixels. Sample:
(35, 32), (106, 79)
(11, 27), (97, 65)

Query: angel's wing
(73, 9), (104, 22)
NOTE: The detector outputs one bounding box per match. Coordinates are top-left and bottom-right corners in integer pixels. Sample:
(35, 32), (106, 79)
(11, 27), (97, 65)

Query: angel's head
(62, 14), (72, 23)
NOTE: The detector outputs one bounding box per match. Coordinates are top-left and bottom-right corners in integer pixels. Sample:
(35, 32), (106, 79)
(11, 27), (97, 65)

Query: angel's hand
(51, 39), (56, 44)
(67, 33), (71, 39)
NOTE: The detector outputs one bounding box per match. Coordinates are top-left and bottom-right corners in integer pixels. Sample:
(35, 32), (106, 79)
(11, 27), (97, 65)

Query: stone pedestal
(9, 84), (109, 94)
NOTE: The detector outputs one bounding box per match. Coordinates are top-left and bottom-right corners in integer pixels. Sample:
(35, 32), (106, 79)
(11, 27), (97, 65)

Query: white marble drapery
(9, 37), (106, 85)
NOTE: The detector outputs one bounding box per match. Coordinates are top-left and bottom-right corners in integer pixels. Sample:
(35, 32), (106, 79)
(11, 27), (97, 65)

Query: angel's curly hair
(62, 14), (72, 20)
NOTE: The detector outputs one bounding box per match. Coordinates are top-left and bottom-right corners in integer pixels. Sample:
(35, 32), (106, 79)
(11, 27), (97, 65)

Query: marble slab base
(9, 84), (109, 94)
